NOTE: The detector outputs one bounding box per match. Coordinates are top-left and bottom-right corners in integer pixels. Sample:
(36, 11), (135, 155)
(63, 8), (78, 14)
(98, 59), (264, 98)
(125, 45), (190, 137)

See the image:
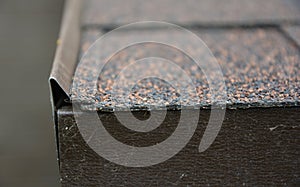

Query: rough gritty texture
(58, 107), (300, 186)
(81, 0), (300, 26)
(73, 28), (300, 111)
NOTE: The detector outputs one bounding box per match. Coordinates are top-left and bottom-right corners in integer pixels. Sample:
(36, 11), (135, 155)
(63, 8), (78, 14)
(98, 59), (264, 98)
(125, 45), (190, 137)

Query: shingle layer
(82, 0), (300, 26)
(72, 28), (300, 111)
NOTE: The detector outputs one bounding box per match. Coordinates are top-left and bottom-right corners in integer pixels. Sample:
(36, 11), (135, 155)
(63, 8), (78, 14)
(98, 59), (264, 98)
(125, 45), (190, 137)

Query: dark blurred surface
(0, 0), (63, 186)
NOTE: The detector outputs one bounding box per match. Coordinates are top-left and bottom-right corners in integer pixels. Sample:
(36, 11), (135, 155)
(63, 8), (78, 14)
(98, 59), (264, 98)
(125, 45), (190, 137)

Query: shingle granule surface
(72, 28), (300, 111)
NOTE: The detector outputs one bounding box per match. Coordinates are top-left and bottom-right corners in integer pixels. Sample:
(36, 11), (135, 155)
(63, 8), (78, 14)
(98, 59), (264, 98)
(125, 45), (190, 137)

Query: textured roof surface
(82, 0), (300, 26)
(72, 27), (300, 111)
(69, 0), (300, 111)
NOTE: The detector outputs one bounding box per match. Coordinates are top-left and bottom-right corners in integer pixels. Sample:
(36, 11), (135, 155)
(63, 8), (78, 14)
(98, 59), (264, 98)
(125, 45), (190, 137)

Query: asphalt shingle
(73, 28), (300, 111)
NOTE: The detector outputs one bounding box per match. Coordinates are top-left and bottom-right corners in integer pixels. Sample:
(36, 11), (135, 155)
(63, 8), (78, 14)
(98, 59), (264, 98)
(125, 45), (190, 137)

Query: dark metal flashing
(49, 0), (82, 167)
(57, 106), (300, 186)
(49, 0), (82, 109)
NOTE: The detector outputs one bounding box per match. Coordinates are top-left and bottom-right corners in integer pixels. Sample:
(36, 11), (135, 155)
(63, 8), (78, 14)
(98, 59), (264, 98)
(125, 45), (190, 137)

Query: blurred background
(0, 0), (63, 186)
